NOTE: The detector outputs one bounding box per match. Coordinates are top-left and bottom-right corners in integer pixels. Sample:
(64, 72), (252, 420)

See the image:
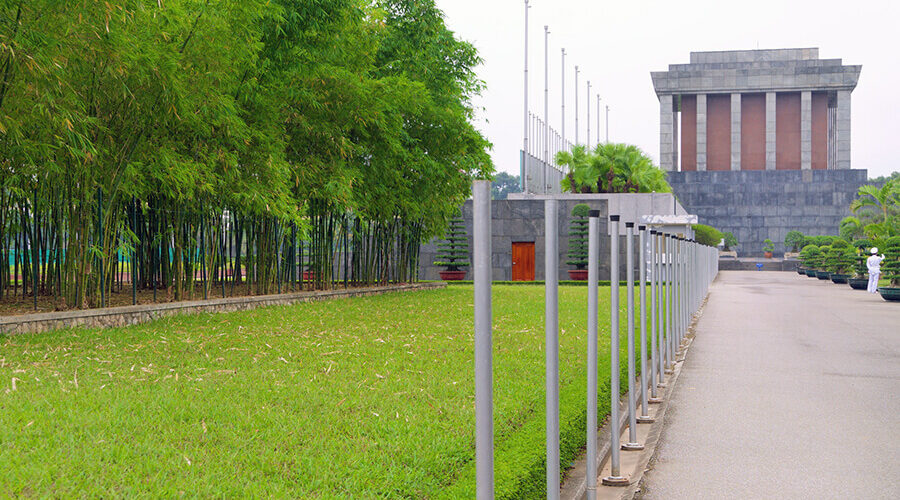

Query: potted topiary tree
(434, 212), (469, 280)
(799, 244), (821, 278)
(566, 204), (591, 280)
(825, 239), (854, 284)
(816, 245), (832, 279)
(784, 230), (805, 261)
(877, 236), (900, 301)
(720, 232), (738, 258)
(763, 238), (775, 258)
(848, 239), (872, 290)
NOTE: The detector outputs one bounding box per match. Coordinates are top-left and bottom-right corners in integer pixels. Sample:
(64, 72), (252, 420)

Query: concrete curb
(0, 282), (447, 335)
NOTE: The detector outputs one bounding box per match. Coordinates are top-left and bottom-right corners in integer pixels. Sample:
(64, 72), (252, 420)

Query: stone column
(730, 93), (741, 171)
(673, 98), (679, 170)
(801, 91), (812, 169)
(766, 92), (776, 170)
(659, 94), (674, 171)
(697, 94), (707, 171)
(836, 90), (851, 169)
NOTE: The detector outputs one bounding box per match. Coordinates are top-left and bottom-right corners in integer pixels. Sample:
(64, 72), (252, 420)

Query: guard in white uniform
(867, 247), (885, 294)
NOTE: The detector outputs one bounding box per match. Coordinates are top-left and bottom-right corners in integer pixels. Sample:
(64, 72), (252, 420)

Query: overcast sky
(434, 0), (898, 179)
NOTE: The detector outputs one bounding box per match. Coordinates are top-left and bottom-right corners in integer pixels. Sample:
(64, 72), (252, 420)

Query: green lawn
(1, 285), (640, 498)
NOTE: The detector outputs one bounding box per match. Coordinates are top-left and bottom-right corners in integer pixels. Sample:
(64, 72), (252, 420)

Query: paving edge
(0, 282), (447, 335)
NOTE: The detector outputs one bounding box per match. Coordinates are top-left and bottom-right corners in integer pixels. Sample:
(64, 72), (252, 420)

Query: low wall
(0, 283), (446, 335)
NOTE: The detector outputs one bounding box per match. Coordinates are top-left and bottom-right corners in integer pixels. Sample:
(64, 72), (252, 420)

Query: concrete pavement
(638, 271), (900, 499)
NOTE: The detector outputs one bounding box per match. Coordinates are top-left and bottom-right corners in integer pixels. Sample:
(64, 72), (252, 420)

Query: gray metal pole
(561, 49), (566, 149)
(585, 211), (600, 499)
(602, 215), (629, 486)
(649, 230), (659, 400)
(637, 226), (654, 418)
(597, 95), (601, 145)
(575, 66), (579, 145)
(523, 1), (529, 193)
(623, 223), (642, 449)
(666, 234), (674, 373)
(657, 232), (666, 384)
(586, 81), (591, 150)
(473, 180), (493, 499)
(545, 199), (560, 500)
(543, 25), (549, 193)
(605, 105), (610, 143)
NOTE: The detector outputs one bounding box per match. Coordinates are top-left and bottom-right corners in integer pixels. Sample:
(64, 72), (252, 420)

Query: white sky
(435, 0), (899, 179)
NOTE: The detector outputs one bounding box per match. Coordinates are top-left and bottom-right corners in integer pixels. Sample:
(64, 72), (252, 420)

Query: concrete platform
(637, 271), (900, 499)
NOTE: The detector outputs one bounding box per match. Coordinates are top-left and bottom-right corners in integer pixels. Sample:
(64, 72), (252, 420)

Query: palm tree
(850, 179), (899, 226)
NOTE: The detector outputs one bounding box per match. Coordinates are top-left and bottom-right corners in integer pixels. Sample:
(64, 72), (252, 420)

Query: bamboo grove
(0, 0), (492, 310)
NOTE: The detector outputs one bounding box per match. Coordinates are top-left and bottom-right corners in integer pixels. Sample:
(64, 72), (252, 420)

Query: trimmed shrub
(433, 213), (469, 271)
(692, 224), (723, 247)
(722, 232), (738, 250)
(882, 236), (900, 287)
(784, 230), (805, 252)
(824, 239), (854, 274)
(799, 244), (821, 269)
(566, 204), (591, 269)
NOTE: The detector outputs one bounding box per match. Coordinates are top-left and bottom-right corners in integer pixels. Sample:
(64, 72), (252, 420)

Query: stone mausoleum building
(652, 48), (867, 256)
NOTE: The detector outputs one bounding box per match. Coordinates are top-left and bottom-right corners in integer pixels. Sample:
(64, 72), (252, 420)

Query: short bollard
(602, 215), (629, 487)
(622, 222), (643, 450)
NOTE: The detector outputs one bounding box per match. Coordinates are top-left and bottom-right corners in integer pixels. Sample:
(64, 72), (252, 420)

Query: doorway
(511, 242), (535, 281)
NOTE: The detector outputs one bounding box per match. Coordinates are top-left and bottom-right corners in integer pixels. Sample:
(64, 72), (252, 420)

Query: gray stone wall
(1, 283), (445, 335)
(668, 169), (868, 257)
(420, 198), (648, 281)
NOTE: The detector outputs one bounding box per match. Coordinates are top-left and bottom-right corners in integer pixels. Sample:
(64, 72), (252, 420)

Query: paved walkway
(639, 271), (900, 499)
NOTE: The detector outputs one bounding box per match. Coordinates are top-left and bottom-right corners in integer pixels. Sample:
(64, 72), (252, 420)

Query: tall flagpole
(523, 0), (530, 192)
(543, 25), (549, 193)
(561, 49), (566, 150)
(575, 66), (579, 145)
(586, 81), (592, 150)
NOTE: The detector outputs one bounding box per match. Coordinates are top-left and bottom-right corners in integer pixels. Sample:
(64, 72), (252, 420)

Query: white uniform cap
(871, 247), (878, 254)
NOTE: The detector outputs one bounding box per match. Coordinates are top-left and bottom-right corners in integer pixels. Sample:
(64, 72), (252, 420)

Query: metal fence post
(473, 180), (493, 499)
(666, 234), (674, 374)
(638, 226), (655, 418)
(623, 222), (642, 450)
(649, 230), (662, 401)
(586, 210), (600, 499)
(545, 199), (559, 500)
(603, 215), (629, 486)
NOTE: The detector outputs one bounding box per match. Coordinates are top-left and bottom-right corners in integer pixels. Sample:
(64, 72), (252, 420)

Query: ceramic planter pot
(796, 267), (806, 275)
(764, 251), (773, 258)
(806, 269), (818, 278)
(816, 270), (831, 280)
(830, 273), (850, 284)
(877, 287), (900, 302)
(848, 278), (868, 290)
(568, 269), (588, 280)
(439, 270), (467, 281)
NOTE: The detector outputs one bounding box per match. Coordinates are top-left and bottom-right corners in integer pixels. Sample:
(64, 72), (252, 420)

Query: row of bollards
(470, 180), (719, 499)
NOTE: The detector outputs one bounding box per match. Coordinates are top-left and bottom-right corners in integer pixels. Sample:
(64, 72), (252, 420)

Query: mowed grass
(0, 286), (638, 498)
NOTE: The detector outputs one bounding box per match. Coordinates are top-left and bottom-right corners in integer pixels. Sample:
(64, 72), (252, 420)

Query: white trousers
(867, 272), (881, 293)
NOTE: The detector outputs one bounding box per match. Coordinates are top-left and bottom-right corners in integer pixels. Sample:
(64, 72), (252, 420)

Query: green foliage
(799, 245), (822, 269)
(566, 204), (591, 269)
(491, 172), (522, 200)
(784, 231), (805, 252)
(722, 232), (738, 251)
(557, 143), (671, 194)
(823, 239), (854, 274)
(809, 235), (837, 247)
(848, 178), (900, 241)
(433, 213), (468, 270)
(0, 0), (493, 305)
(851, 239), (872, 277)
(882, 236), (900, 287)
(692, 224), (723, 247)
(763, 238), (775, 253)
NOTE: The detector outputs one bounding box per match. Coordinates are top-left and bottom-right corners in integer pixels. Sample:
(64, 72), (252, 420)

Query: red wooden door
(511, 242), (535, 281)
